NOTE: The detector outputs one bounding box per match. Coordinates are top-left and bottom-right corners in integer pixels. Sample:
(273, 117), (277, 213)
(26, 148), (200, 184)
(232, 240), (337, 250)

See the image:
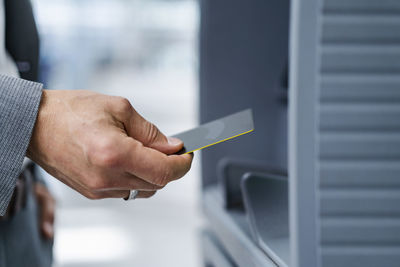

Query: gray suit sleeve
(0, 74), (43, 216)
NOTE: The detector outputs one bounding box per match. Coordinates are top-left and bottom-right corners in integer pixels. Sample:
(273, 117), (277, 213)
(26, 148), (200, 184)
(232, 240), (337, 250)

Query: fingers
(89, 189), (157, 199)
(98, 172), (164, 191)
(136, 190), (157, 199)
(131, 117), (183, 155)
(58, 171), (160, 200)
(82, 129), (192, 194)
(122, 138), (193, 187)
(34, 183), (56, 240)
(113, 100), (183, 155)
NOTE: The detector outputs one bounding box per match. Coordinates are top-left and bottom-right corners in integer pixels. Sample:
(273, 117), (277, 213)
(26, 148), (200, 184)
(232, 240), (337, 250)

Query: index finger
(121, 138), (193, 186)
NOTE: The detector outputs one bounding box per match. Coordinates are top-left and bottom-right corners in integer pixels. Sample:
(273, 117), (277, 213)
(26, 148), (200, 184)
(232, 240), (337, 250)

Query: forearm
(0, 74), (42, 216)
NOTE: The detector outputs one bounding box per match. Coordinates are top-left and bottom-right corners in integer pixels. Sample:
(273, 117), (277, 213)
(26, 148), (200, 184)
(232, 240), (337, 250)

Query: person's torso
(0, 1), (19, 77)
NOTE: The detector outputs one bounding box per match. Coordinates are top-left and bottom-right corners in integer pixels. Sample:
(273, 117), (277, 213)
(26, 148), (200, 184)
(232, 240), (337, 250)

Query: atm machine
(199, 1), (400, 267)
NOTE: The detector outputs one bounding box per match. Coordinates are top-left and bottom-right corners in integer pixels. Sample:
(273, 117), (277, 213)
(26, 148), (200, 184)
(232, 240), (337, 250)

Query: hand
(27, 90), (193, 200)
(34, 182), (55, 240)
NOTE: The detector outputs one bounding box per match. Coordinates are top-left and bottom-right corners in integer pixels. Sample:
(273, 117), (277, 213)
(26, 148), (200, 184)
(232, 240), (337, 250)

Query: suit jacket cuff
(0, 74), (43, 216)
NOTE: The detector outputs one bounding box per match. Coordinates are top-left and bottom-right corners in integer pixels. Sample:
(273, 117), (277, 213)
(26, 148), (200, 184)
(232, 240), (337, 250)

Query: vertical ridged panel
(323, 16), (400, 44)
(321, 75), (400, 103)
(322, 46), (400, 73)
(319, 1), (400, 266)
(320, 105), (400, 131)
(324, 0), (400, 14)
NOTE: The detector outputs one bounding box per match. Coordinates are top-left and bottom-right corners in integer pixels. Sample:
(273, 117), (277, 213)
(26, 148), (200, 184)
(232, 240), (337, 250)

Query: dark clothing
(5, 0), (40, 81)
(0, 0), (53, 266)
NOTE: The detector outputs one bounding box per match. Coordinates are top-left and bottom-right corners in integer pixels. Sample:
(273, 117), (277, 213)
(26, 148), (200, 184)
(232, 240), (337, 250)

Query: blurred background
(31, 0), (202, 266)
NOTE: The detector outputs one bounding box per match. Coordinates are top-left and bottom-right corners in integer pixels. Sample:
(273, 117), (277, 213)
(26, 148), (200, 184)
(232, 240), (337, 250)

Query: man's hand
(34, 182), (55, 240)
(27, 90), (193, 200)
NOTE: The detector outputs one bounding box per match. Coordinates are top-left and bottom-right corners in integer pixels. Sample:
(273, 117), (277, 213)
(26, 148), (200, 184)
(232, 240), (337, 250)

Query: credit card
(172, 109), (254, 154)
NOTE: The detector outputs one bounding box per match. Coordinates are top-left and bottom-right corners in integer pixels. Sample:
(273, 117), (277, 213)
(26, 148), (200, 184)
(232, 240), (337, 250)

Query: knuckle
(99, 151), (120, 168)
(146, 184), (163, 191)
(85, 175), (106, 191)
(152, 184), (164, 190)
(85, 191), (103, 200)
(143, 122), (160, 146)
(89, 139), (120, 168)
(154, 164), (173, 187)
(115, 97), (132, 114)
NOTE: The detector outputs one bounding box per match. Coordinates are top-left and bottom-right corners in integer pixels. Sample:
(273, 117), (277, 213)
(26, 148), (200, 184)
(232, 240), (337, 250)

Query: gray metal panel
(322, 17), (400, 44)
(321, 217), (400, 244)
(203, 188), (277, 267)
(202, 231), (237, 267)
(320, 75), (400, 103)
(321, 247), (400, 267)
(320, 132), (400, 159)
(320, 161), (400, 188)
(291, 0), (400, 266)
(320, 103), (400, 131)
(288, 0), (322, 266)
(241, 173), (289, 266)
(199, 0), (289, 188)
(324, 0), (400, 14)
(321, 46), (400, 73)
(320, 188), (400, 216)
(317, 0), (400, 266)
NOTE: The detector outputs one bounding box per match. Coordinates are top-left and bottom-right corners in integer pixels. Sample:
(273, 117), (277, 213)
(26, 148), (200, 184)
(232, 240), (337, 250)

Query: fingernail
(167, 137), (182, 146)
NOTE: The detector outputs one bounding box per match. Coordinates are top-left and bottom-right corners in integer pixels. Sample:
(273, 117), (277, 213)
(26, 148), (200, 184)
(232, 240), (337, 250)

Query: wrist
(27, 90), (54, 161)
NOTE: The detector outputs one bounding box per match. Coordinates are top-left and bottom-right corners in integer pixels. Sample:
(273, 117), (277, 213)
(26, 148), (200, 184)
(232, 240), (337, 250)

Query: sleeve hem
(0, 74), (43, 216)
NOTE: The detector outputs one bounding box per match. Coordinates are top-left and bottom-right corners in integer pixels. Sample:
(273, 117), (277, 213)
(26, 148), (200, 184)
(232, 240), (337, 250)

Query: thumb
(126, 112), (183, 155)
